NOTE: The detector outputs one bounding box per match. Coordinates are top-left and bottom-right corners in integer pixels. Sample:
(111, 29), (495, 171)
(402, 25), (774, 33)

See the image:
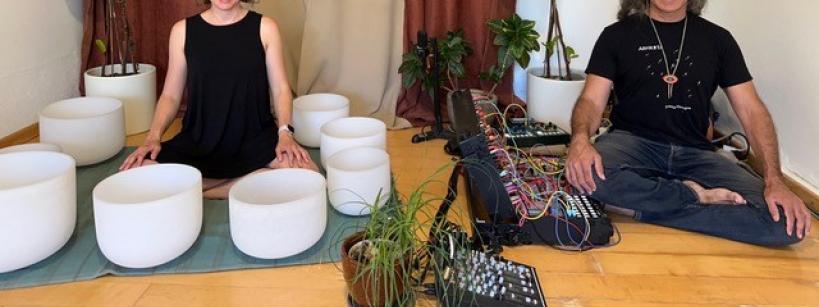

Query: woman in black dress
(120, 0), (317, 199)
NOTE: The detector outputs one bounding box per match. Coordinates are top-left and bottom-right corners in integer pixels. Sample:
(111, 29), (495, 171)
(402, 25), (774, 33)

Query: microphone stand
(412, 32), (455, 144)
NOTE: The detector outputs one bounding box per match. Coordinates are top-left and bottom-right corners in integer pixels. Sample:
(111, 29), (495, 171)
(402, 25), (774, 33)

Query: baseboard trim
(781, 170), (819, 215)
(0, 123), (38, 148)
(745, 150), (819, 215)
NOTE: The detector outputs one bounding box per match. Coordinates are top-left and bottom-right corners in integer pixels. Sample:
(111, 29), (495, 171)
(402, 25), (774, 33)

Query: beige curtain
(257, 0), (410, 129)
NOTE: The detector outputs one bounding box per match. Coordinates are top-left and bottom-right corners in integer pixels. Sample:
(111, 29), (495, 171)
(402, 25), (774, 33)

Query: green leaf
(518, 52), (531, 68)
(94, 39), (107, 54)
(494, 34), (509, 46)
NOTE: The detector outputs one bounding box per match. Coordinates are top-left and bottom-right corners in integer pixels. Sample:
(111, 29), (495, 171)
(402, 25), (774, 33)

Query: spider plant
(339, 163), (473, 307)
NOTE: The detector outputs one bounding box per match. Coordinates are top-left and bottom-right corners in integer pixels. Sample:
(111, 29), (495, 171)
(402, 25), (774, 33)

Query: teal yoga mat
(0, 148), (368, 289)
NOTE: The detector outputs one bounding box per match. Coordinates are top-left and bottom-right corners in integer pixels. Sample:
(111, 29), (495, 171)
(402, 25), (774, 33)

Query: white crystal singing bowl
(93, 164), (202, 268)
(0, 143), (62, 154)
(327, 147), (391, 216)
(229, 168), (327, 259)
(319, 117), (386, 168)
(0, 152), (76, 273)
(292, 93), (350, 147)
(39, 97), (125, 166)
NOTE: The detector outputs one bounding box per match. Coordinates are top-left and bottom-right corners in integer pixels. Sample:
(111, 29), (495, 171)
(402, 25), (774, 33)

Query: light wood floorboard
(0, 123), (817, 306)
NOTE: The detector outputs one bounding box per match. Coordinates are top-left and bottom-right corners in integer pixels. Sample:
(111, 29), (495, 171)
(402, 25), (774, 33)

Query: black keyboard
(504, 121), (570, 148)
(524, 194), (613, 247)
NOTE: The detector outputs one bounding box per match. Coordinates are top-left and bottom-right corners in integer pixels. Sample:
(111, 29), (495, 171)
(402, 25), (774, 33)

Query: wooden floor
(2, 123), (819, 307)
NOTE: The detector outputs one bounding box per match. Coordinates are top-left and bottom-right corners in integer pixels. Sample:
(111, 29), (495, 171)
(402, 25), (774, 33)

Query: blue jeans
(590, 130), (802, 246)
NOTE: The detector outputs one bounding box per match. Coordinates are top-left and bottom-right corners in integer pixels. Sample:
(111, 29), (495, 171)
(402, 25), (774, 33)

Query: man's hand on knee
(765, 178), (812, 239)
(566, 139), (606, 194)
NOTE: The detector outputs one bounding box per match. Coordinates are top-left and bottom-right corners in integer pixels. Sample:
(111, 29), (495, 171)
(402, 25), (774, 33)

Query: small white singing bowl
(0, 151), (76, 273)
(93, 164), (202, 268)
(0, 143), (62, 154)
(39, 97), (125, 166)
(229, 168), (327, 259)
(292, 93), (350, 148)
(327, 147), (391, 216)
(319, 117), (386, 168)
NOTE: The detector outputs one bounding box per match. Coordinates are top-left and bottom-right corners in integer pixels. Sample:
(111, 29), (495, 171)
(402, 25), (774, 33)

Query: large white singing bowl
(0, 143), (62, 154)
(229, 169), (327, 259)
(39, 97), (125, 166)
(292, 93), (350, 147)
(319, 117), (386, 168)
(327, 147), (391, 216)
(0, 152), (76, 273)
(93, 164), (202, 268)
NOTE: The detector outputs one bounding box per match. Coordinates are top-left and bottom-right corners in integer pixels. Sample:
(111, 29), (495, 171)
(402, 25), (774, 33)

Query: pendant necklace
(649, 15), (688, 99)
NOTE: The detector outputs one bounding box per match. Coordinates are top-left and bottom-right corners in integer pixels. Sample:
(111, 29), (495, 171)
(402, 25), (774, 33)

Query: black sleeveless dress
(156, 11), (278, 179)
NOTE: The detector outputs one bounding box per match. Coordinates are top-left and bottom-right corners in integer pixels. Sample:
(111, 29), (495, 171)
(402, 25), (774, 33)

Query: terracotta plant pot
(341, 232), (407, 307)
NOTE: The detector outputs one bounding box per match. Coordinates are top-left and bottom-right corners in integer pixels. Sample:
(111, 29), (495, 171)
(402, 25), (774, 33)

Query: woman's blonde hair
(617, 0), (707, 20)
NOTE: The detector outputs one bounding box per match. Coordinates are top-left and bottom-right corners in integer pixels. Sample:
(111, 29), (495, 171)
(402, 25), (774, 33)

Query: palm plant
(542, 0), (579, 80)
(94, 0), (139, 77)
(481, 14), (541, 96)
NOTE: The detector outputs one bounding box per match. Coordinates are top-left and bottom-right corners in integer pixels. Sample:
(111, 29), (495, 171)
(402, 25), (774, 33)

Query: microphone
(416, 31), (428, 58)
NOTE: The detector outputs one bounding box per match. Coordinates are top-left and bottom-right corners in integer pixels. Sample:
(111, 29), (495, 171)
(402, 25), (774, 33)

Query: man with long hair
(565, 0), (811, 245)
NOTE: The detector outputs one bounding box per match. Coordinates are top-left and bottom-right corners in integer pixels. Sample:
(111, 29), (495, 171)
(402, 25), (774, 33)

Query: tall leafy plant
(481, 14), (541, 96)
(94, 0), (139, 77)
(542, 0), (578, 80)
(400, 30), (473, 96)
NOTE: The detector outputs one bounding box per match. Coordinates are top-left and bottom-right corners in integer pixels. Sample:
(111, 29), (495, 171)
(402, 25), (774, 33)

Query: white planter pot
(229, 169), (327, 259)
(84, 64), (157, 135)
(327, 147), (391, 216)
(0, 143), (62, 154)
(319, 117), (386, 168)
(39, 97), (125, 166)
(292, 93), (350, 147)
(526, 67), (586, 132)
(93, 164), (202, 268)
(0, 152), (76, 273)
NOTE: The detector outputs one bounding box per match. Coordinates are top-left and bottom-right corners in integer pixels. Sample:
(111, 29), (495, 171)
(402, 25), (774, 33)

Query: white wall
(513, 0), (618, 101)
(0, 0), (84, 137)
(702, 1), (819, 190)
(515, 0), (819, 191)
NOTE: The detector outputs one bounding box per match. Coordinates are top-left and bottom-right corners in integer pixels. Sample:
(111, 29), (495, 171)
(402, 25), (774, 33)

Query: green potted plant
(340, 165), (471, 307)
(400, 29), (473, 125)
(480, 13), (541, 100)
(84, 0), (157, 135)
(526, 0), (587, 132)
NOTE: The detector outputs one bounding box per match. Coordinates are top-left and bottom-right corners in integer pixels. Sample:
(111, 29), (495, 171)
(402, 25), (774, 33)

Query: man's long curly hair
(617, 0), (708, 20)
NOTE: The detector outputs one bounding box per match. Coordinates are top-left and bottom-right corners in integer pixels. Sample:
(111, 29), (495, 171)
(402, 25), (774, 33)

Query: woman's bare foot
(683, 180), (746, 205)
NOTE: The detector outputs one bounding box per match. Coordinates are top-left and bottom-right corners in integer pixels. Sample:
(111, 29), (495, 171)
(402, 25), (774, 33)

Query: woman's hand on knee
(120, 139), (161, 171)
(566, 139), (606, 195)
(275, 133), (310, 165)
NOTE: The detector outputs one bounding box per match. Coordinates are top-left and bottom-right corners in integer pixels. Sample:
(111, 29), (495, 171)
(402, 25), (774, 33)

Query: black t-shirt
(586, 14), (752, 149)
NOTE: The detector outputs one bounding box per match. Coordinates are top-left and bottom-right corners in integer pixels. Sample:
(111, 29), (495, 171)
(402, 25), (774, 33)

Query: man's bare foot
(683, 180), (746, 205)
